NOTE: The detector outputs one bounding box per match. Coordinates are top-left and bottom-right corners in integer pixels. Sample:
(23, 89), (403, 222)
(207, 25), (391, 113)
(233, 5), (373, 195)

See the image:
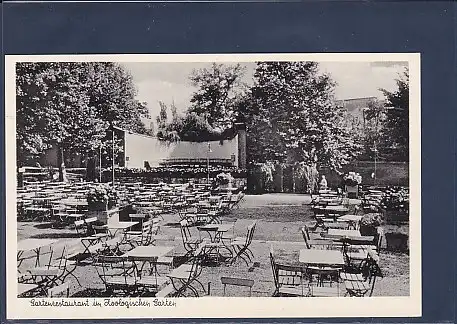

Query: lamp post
(207, 143), (212, 184)
(99, 144), (102, 183)
(112, 125), (115, 187)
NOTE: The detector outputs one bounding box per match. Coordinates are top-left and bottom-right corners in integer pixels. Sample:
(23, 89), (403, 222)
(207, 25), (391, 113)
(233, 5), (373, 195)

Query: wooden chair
(93, 255), (138, 296)
(129, 213), (148, 231)
(230, 222), (256, 266)
(269, 247), (307, 297)
(344, 228), (383, 266)
(306, 266), (341, 297)
(340, 249), (382, 297)
(165, 247), (206, 297)
(179, 220), (203, 256)
(24, 245), (81, 290)
(301, 226), (341, 250)
(123, 220), (153, 248)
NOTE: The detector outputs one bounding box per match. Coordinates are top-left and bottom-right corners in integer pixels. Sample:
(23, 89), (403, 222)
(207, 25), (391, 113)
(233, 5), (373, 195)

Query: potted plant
(343, 172), (362, 198)
(359, 213), (382, 237)
(87, 183), (118, 211)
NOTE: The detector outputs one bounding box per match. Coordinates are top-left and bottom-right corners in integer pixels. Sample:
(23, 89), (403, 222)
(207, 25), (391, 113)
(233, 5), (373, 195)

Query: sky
(120, 61), (407, 124)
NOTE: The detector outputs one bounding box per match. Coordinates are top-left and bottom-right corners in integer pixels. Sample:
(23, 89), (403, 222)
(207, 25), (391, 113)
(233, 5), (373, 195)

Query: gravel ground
(17, 193), (410, 297)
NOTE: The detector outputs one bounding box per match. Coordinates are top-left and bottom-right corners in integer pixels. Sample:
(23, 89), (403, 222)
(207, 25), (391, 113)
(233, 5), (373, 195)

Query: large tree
(380, 68), (409, 161)
(247, 61), (362, 191)
(16, 62), (149, 181)
(188, 63), (246, 131)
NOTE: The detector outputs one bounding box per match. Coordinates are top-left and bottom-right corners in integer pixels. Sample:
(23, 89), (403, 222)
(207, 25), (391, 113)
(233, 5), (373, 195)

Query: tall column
(235, 123), (247, 169)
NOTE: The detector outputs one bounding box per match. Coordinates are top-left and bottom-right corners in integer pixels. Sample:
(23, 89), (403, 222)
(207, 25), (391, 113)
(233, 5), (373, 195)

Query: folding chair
(269, 247), (307, 297)
(340, 248), (383, 297)
(301, 226), (342, 250)
(24, 245), (80, 290)
(93, 255), (138, 296)
(123, 220), (153, 248)
(306, 266), (341, 297)
(166, 247), (206, 297)
(230, 222), (256, 266)
(179, 219), (203, 256)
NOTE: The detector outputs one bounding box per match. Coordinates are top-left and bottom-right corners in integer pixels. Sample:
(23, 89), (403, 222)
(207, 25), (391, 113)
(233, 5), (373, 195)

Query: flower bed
(103, 167), (246, 181)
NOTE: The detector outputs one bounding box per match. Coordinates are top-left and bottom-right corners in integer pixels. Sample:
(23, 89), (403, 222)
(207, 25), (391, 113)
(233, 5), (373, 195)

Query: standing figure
(319, 175), (328, 191)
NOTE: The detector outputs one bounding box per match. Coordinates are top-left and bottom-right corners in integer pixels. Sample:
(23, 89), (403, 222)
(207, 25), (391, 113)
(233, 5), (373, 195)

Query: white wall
(123, 132), (239, 169)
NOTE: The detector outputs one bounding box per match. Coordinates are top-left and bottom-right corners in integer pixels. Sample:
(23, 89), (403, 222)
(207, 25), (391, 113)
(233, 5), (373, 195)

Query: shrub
(343, 172), (362, 186)
(380, 186), (409, 212)
(87, 183), (118, 210)
(359, 213), (382, 236)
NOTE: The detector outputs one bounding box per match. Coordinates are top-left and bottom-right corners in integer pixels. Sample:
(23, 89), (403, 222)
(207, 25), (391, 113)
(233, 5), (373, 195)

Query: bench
(221, 276), (254, 297)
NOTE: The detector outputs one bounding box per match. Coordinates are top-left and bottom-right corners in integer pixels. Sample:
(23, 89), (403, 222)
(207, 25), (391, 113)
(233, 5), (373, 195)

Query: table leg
(34, 247), (41, 267)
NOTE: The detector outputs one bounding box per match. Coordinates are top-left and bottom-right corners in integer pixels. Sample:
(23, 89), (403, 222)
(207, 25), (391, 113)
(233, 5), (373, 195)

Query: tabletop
(107, 221), (139, 230)
(338, 214), (363, 222)
(198, 224), (233, 232)
(299, 249), (345, 266)
(321, 205), (349, 212)
(123, 245), (174, 259)
(61, 200), (88, 206)
(327, 229), (361, 237)
(17, 283), (39, 296)
(17, 239), (57, 251)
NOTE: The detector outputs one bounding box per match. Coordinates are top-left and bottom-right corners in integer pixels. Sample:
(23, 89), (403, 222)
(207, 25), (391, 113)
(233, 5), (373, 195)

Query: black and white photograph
(6, 54), (421, 318)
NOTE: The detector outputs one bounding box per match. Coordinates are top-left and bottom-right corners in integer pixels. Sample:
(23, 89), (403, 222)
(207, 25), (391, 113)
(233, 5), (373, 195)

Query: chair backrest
(269, 246), (304, 294)
(359, 248), (382, 296)
(54, 245), (69, 270)
(180, 219), (192, 243)
(93, 225), (107, 234)
(375, 227), (384, 250)
(150, 218), (160, 235)
(142, 220), (152, 236)
(301, 227), (311, 249)
(186, 246), (204, 280)
(269, 246), (279, 290)
(245, 222), (257, 246)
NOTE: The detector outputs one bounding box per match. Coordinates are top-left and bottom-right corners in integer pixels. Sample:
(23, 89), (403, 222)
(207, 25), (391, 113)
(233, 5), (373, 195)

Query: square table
(324, 229), (374, 245)
(124, 245), (174, 259)
(17, 239), (57, 268)
(299, 249), (345, 266)
(124, 245), (175, 275)
(327, 229), (362, 237)
(338, 215), (363, 222)
(107, 221), (139, 238)
(197, 224), (234, 243)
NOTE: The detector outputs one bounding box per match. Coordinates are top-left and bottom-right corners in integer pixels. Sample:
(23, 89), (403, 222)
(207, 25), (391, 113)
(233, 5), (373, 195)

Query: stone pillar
(235, 123), (247, 169)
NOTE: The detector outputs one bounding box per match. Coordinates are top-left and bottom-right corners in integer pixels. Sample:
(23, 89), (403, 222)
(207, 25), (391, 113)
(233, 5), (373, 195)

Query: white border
(5, 53), (421, 319)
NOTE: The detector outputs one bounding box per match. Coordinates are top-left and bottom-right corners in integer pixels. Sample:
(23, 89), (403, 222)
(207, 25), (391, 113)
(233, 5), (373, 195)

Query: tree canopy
(16, 62), (149, 176)
(246, 61), (362, 170)
(380, 68), (409, 161)
(188, 63), (246, 131)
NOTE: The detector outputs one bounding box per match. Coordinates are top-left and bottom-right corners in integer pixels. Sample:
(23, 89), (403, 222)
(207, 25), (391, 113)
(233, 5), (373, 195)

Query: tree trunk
(303, 163), (319, 194)
(17, 165), (24, 188)
(86, 152), (96, 182)
(57, 145), (68, 182)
